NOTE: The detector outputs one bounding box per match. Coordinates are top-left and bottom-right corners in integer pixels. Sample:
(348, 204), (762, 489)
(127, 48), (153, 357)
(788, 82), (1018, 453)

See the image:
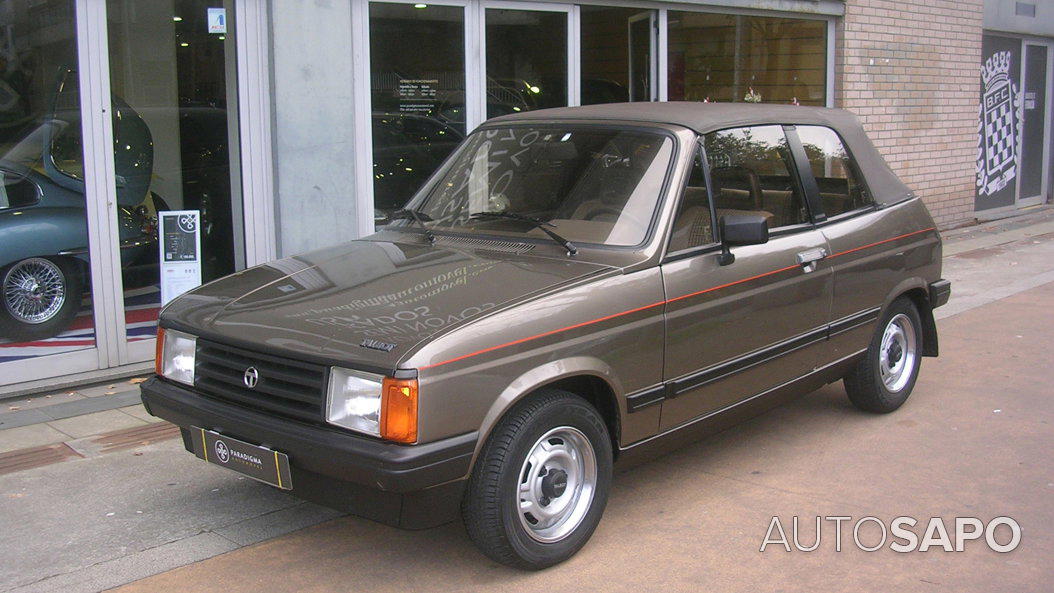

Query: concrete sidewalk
(0, 208), (1052, 593)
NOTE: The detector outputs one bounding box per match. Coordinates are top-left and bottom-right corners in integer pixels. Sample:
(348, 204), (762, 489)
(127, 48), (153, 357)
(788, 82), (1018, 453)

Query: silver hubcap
(879, 313), (917, 392)
(517, 426), (597, 543)
(3, 258), (67, 324)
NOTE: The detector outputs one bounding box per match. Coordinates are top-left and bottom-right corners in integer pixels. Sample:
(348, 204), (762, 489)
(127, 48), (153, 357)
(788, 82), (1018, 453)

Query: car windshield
(399, 126), (674, 247)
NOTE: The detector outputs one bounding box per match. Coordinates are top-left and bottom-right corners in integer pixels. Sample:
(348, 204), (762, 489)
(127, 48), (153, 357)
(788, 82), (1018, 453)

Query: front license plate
(189, 427), (292, 490)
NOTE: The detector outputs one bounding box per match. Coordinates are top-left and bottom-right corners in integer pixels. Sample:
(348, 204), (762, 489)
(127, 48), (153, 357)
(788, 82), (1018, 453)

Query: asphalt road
(106, 282), (1054, 593)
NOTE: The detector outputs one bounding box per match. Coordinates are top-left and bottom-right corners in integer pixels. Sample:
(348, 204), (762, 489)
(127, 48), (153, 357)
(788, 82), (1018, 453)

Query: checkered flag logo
(976, 51), (1021, 197)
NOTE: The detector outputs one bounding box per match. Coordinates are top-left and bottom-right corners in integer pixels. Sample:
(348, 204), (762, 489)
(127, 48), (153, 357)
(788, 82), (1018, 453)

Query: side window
(0, 171), (41, 210)
(668, 146), (715, 252)
(795, 125), (872, 216)
(704, 125), (808, 230)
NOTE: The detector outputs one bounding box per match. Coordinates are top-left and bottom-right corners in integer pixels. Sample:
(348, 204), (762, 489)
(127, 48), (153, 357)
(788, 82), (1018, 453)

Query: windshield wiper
(390, 208), (436, 244)
(469, 211), (578, 256)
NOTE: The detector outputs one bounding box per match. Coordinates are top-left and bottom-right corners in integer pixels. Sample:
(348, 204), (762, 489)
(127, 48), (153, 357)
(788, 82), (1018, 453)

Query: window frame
(786, 124), (877, 225)
(663, 138), (721, 261)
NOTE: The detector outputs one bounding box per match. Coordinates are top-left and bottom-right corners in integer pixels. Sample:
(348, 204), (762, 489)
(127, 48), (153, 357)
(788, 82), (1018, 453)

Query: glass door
(368, 1), (468, 221)
(0, 0), (106, 384)
(104, 0), (245, 362)
(1018, 42), (1051, 205)
(628, 12), (657, 102)
(483, 4), (572, 119)
(578, 7), (657, 105)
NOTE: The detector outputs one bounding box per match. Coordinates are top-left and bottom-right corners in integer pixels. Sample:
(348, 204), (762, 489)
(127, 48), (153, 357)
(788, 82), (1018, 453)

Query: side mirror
(718, 213), (769, 266)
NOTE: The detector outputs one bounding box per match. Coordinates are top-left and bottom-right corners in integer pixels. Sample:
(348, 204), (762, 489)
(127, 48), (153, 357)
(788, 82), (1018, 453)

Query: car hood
(161, 237), (615, 370)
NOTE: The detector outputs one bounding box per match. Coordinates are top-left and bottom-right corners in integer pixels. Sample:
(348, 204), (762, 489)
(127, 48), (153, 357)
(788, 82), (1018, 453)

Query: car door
(659, 125), (833, 431)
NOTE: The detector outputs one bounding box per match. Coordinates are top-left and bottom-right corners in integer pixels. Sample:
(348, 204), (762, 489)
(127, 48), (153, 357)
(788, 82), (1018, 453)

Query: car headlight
(156, 328), (196, 386)
(326, 367), (418, 443)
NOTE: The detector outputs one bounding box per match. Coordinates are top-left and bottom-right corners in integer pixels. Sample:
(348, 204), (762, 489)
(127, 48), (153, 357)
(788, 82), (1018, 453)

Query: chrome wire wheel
(3, 258), (67, 325)
(879, 313), (917, 393)
(517, 426), (598, 543)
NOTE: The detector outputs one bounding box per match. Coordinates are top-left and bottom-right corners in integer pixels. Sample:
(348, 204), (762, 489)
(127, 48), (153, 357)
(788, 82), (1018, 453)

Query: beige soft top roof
(487, 102), (914, 206)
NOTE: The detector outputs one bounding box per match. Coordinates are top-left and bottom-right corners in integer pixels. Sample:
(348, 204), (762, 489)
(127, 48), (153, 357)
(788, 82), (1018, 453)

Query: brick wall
(837, 0), (983, 227)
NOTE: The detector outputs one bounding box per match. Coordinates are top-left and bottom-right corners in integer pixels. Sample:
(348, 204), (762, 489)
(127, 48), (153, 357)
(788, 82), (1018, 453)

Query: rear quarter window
(794, 125), (873, 217)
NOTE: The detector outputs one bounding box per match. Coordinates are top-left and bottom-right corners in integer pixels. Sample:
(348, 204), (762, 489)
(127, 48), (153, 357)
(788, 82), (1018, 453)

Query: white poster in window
(207, 7), (227, 34)
(159, 210), (202, 306)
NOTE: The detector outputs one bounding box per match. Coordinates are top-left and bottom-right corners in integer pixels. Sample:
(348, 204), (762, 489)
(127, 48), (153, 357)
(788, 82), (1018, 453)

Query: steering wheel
(710, 165), (763, 210)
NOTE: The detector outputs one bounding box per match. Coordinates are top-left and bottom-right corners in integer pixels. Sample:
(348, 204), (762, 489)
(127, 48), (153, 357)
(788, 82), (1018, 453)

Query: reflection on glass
(668, 12), (826, 105)
(107, 0), (243, 340)
(0, 0), (97, 359)
(486, 9), (568, 119)
(580, 8), (656, 105)
(399, 126), (673, 247)
(369, 3), (466, 218)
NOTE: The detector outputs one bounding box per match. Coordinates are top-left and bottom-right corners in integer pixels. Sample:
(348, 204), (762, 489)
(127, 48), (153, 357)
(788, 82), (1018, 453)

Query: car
(142, 102), (950, 569)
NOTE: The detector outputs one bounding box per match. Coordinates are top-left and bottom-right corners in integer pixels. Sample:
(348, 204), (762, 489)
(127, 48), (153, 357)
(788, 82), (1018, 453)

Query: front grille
(194, 340), (327, 424)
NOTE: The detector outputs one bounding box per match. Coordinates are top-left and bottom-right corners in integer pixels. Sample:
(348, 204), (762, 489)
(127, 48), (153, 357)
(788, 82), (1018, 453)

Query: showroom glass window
(106, 0), (244, 340)
(486, 9), (568, 119)
(369, 3), (466, 218)
(667, 12), (827, 106)
(0, 1), (97, 356)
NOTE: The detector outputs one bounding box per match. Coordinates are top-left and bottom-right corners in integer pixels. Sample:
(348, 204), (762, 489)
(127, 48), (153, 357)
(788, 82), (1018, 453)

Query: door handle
(796, 247), (828, 273)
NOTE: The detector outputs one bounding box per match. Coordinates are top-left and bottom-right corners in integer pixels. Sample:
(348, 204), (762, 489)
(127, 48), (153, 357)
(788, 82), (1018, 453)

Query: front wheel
(844, 297), (923, 413)
(461, 389), (613, 569)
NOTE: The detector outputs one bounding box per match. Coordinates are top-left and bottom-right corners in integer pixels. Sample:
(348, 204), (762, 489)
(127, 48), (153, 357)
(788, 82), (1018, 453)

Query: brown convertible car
(142, 103), (950, 569)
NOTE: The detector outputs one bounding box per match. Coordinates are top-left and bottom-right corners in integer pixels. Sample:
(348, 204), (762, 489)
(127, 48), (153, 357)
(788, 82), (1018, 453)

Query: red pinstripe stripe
(828, 227), (935, 259)
(418, 227), (937, 370)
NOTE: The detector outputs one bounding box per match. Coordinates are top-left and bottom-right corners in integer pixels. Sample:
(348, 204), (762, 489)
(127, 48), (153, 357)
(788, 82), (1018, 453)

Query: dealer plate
(189, 427), (292, 490)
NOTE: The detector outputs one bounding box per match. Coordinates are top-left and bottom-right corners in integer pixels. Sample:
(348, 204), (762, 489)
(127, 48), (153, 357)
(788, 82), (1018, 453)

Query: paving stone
(38, 391), (143, 420)
(1, 392), (85, 412)
(0, 409), (53, 431)
(78, 382), (141, 398)
(118, 404), (156, 423)
(46, 410), (147, 440)
(0, 424), (70, 453)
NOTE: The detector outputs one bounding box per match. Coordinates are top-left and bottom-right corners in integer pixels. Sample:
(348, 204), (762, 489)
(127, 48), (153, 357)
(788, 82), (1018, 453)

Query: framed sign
(159, 210), (203, 306)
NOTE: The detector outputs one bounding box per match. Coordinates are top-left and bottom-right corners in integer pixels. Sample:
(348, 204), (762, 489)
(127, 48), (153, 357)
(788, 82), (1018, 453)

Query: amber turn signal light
(154, 327), (166, 376)
(380, 377), (418, 443)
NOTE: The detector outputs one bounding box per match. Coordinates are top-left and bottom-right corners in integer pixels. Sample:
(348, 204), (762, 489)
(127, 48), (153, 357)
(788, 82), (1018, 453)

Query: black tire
(461, 389), (613, 570)
(0, 257), (83, 342)
(844, 297), (923, 413)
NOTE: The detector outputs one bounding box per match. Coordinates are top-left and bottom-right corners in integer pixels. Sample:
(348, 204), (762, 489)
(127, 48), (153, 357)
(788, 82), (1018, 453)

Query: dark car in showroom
(143, 102), (950, 569)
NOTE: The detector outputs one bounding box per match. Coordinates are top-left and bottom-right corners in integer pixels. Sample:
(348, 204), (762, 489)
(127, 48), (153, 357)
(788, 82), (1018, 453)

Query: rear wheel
(844, 297), (922, 413)
(0, 257), (82, 341)
(461, 389), (613, 569)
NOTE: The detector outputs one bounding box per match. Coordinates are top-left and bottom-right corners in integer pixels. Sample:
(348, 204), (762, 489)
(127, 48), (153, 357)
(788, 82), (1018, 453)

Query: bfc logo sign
(977, 51), (1021, 197)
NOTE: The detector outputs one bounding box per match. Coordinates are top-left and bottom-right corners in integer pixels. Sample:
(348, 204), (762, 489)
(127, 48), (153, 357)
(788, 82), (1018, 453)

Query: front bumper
(140, 376), (476, 529)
